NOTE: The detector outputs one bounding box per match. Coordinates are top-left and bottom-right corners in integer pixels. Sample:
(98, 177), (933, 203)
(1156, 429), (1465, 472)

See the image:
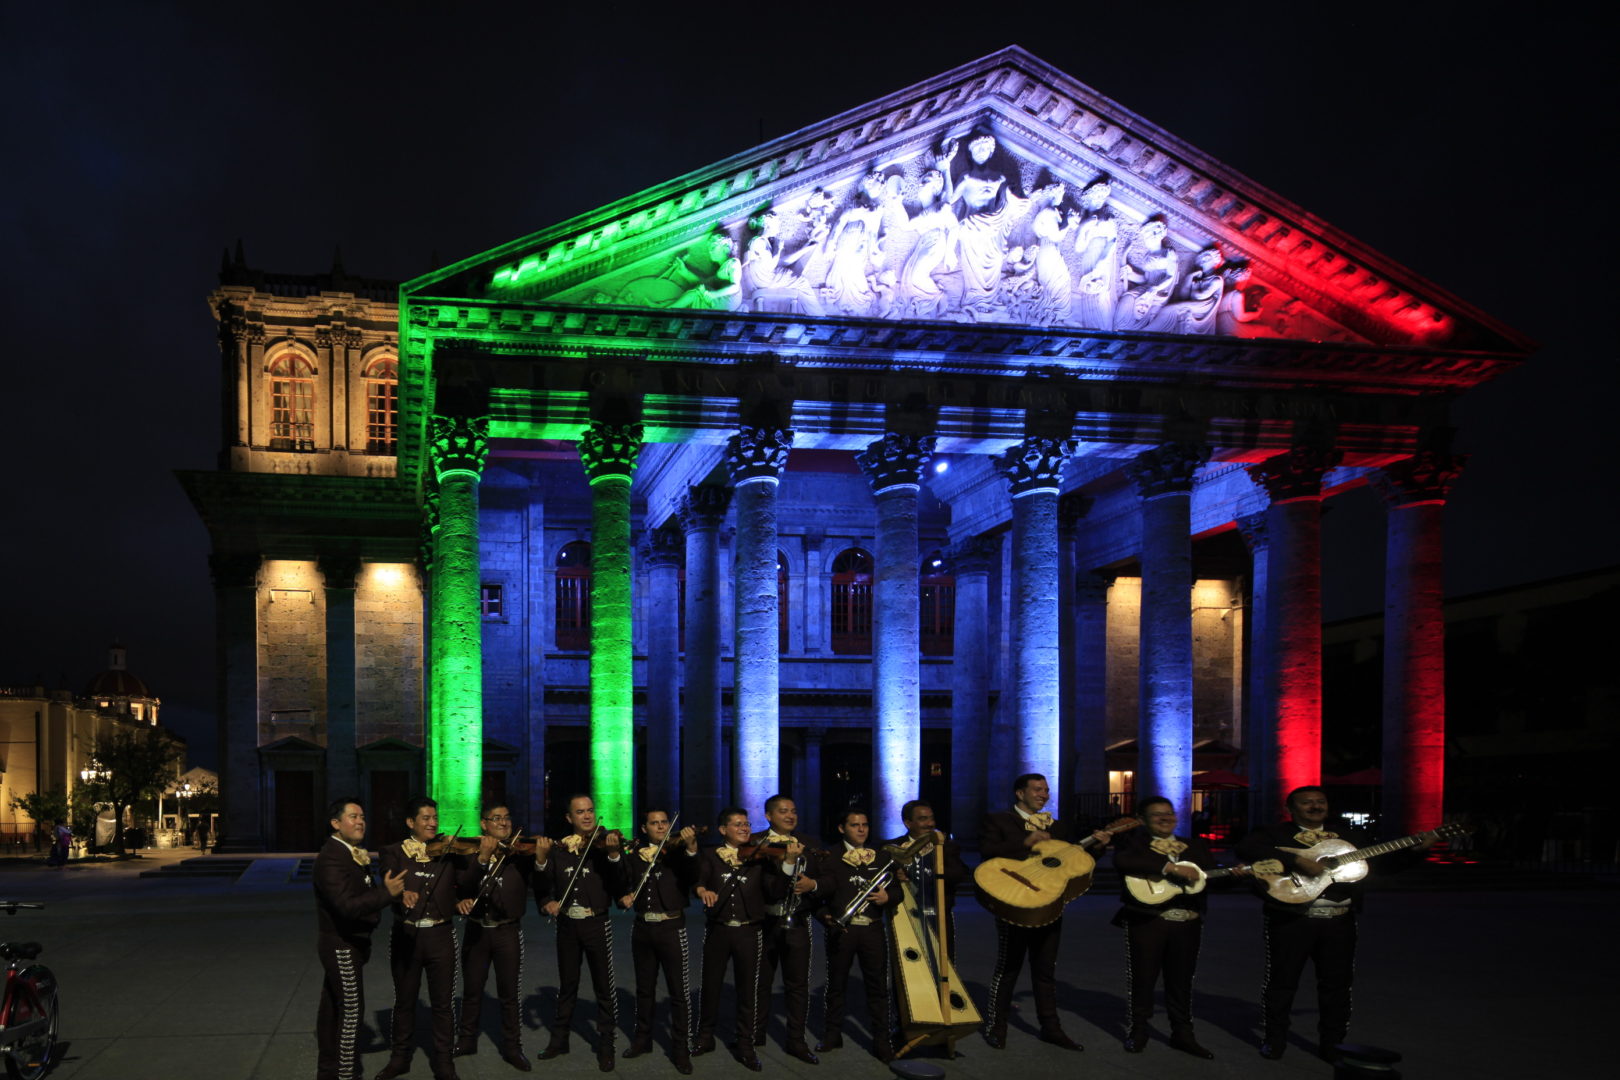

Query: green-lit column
(429, 416), (488, 835)
(578, 421), (644, 830)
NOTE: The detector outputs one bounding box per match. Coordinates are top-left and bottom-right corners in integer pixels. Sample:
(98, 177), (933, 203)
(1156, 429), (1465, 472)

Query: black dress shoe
(539, 1041), (570, 1060)
(1123, 1027), (1148, 1053)
(673, 1055), (694, 1075)
(737, 1054), (763, 1072)
(598, 1048), (616, 1073)
(623, 1041), (653, 1059)
(1040, 1029), (1083, 1052)
(983, 1030), (1006, 1050)
(1170, 1034), (1214, 1059)
(786, 1044), (820, 1065)
(691, 1036), (717, 1057)
(501, 1048), (533, 1072)
(816, 1034), (843, 1052)
(374, 1057), (412, 1080)
(1259, 1041), (1285, 1060)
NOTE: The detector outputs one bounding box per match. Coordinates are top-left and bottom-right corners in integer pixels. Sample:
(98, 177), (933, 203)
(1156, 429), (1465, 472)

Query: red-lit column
(1248, 446), (1341, 815)
(1375, 452), (1465, 835)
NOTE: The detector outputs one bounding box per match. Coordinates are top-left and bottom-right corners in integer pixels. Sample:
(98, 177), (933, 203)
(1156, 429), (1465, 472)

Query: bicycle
(0, 902), (57, 1080)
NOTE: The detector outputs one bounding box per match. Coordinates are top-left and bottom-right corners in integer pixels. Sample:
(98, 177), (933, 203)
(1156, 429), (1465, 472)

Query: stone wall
(259, 560), (326, 745)
(355, 563), (423, 746)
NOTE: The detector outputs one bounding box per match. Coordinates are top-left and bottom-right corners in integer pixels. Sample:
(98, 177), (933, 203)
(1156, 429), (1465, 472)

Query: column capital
(994, 435), (1076, 497)
(1236, 512), (1268, 553)
(856, 432), (936, 495)
(208, 552), (261, 589)
(725, 425), (793, 486)
(1126, 442), (1211, 499)
(1247, 445), (1343, 503)
(317, 554), (362, 589)
(578, 421), (644, 486)
(946, 533), (999, 575)
(1057, 492), (1094, 535)
(677, 483), (733, 531)
(640, 524), (684, 568)
(1372, 451), (1468, 508)
(429, 414), (489, 481)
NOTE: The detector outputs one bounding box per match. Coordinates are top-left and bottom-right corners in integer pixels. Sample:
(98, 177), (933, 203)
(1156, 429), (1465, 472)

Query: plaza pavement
(0, 851), (1608, 1080)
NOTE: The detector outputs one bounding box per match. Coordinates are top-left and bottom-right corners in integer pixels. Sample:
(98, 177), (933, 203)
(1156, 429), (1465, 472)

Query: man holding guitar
(977, 773), (1113, 1052)
(1112, 796), (1247, 1059)
(1237, 786), (1435, 1061)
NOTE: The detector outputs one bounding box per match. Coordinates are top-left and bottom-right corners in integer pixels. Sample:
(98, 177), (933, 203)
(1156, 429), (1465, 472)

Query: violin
(736, 839), (831, 863)
(633, 825), (710, 859)
(422, 834), (482, 858)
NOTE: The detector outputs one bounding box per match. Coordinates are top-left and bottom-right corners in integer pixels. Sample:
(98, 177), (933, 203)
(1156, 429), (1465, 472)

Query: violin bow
(405, 824), (462, 921)
(551, 824), (604, 917)
(625, 812), (681, 909)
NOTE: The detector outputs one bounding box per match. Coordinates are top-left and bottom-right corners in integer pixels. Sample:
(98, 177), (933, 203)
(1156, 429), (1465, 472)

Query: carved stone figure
(1071, 177), (1119, 331)
(1024, 200), (1076, 326)
(667, 230), (743, 311)
(1156, 245), (1224, 334)
(939, 127), (1021, 319)
(821, 169), (896, 317)
(1117, 216), (1179, 332)
(895, 168), (959, 320)
(1216, 264), (1265, 336)
(742, 208), (825, 317)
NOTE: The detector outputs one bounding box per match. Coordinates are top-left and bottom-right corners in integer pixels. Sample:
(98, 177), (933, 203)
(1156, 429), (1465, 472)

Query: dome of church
(84, 643), (155, 701)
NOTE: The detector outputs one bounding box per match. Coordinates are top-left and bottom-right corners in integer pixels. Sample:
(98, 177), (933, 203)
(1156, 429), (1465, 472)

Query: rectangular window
(480, 583), (503, 618)
(366, 379), (398, 454)
(270, 378), (315, 450)
(920, 581), (956, 656)
(831, 581), (873, 654)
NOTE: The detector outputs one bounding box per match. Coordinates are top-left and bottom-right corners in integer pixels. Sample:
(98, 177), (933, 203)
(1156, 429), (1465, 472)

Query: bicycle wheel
(4, 964), (57, 1080)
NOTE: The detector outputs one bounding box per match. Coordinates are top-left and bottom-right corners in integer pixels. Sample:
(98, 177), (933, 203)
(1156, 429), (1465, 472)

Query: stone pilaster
(1236, 512), (1271, 829)
(318, 553), (362, 805)
(994, 435), (1074, 791)
(211, 552), (264, 852)
(1126, 442), (1211, 826)
(1373, 452), (1465, 835)
(856, 432), (936, 831)
(947, 534), (998, 840)
(642, 523), (684, 817)
(429, 413), (489, 834)
(578, 421), (644, 827)
(679, 484), (732, 828)
(727, 425), (792, 815)
(1247, 444), (1342, 815)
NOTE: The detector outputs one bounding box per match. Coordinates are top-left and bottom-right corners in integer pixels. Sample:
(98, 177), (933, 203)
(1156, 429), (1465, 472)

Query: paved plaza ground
(0, 851), (1609, 1079)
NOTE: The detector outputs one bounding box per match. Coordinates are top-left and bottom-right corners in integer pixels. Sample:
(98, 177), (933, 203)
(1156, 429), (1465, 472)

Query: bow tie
(717, 846), (742, 867)
(562, 834), (587, 855)
(401, 837), (429, 862)
(637, 845), (658, 863)
(350, 845), (371, 868)
(1023, 812), (1053, 832)
(1149, 836), (1188, 857)
(842, 847), (875, 867)
(1293, 829), (1337, 845)
(766, 831), (792, 844)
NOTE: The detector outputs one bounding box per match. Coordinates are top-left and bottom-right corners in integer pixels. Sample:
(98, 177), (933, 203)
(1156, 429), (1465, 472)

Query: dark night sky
(2, 4), (1613, 769)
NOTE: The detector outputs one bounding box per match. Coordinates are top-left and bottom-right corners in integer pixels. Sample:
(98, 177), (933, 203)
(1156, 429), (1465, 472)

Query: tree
(81, 725), (183, 856)
(9, 788), (69, 848)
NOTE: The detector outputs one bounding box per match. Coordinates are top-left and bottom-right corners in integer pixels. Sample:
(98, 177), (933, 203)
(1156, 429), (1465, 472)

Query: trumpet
(835, 833), (935, 927)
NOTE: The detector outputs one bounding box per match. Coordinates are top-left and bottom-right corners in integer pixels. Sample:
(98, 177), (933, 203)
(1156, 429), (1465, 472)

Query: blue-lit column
(948, 534), (998, 836)
(643, 523), (683, 816)
(1056, 493), (1091, 819)
(211, 553), (264, 851)
(679, 484), (732, 829)
(856, 432), (935, 832)
(1126, 442), (1210, 826)
(1237, 513), (1271, 830)
(319, 554), (361, 805)
(995, 436), (1075, 789)
(727, 426), (792, 815)
(429, 415), (490, 835)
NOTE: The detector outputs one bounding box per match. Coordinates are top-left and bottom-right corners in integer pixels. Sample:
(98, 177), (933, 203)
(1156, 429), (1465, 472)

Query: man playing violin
(618, 809), (702, 1074)
(750, 794), (826, 1063)
(313, 797), (406, 1080)
(377, 796), (476, 1080)
(885, 799), (969, 961)
(978, 773), (1105, 1052)
(534, 794), (624, 1072)
(815, 809), (898, 1061)
(453, 802), (534, 1071)
(695, 807), (790, 1071)
(1112, 796), (1245, 1059)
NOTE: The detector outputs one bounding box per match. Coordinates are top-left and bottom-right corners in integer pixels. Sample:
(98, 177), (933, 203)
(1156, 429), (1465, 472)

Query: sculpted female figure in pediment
(1071, 176), (1120, 331)
(1117, 215), (1180, 331)
(741, 207), (826, 317)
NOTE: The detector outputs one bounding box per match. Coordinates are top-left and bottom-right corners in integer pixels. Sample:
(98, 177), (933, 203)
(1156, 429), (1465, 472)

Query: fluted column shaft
(643, 525), (684, 816)
(949, 536), (996, 836)
(1127, 443), (1209, 826)
(727, 426), (792, 815)
(679, 485), (731, 829)
(1377, 453), (1464, 835)
(1249, 445), (1341, 815)
(857, 433), (935, 830)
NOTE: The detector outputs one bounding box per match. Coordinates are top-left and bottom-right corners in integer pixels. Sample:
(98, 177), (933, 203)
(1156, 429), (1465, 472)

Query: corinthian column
(948, 534), (998, 834)
(429, 414), (489, 834)
(1126, 442), (1210, 826)
(994, 436), (1075, 791)
(679, 484), (732, 828)
(1374, 451), (1465, 835)
(578, 421), (644, 828)
(726, 425), (792, 815)
(642, 524), (684, 817)
(1248, 444), (1341, 815)
(856, 432), (935, 831)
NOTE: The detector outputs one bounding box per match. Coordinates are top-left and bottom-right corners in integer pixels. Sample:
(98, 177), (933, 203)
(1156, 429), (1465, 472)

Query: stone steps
(138, 857), (253, 880)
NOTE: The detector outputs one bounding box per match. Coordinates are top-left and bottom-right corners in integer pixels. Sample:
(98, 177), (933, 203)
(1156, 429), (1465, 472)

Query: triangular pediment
(407, 47), (1525, 353)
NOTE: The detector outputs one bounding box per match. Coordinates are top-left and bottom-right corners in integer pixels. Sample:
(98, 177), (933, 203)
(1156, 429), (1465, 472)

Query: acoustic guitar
(973, 817), (1138, 927)
(1255, 822), (1469, 904)
(1124, 861), (1250, 904)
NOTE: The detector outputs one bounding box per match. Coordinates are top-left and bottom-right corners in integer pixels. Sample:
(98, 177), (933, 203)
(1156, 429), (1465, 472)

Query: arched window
(362, 356), (398, 454)
(920, 550), (955, 656)
(778, 551), (790, 654)
(830, 547), (873, 654)
(555, 542), (592, 651)
(267, 353), (316, 450)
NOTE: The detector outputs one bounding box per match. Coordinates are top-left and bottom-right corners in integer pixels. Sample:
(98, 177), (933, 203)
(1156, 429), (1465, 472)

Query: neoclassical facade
(183, 49), (1528, 851)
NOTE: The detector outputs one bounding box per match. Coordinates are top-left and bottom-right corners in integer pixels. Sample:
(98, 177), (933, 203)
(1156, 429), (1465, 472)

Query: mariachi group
(314, 772), (1443, 1080)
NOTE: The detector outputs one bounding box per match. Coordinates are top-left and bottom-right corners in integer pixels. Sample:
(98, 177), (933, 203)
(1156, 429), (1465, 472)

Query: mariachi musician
(454, 801), (534, 1071)
(885, 799), (968, 961)
(815, 808), (899, 1061)
(535, 794), (626, 1072)
(618, 808), (702, 1075)
(750, 794), (828, 1064)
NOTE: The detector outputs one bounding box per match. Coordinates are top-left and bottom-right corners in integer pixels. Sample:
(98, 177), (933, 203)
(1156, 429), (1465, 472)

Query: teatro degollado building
(182, 48), (1528, 852)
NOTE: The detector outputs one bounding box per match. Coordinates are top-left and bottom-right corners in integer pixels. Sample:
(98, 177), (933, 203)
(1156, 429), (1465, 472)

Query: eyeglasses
(484, 815), (512, 823)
